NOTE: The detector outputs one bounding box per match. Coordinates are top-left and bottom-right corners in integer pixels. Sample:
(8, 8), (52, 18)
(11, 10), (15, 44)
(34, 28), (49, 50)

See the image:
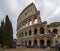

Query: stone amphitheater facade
(16, 3), (60, 47)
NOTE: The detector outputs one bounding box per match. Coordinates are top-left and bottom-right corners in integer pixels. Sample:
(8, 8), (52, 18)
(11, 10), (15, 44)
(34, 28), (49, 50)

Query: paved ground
(4, 48), (54, 51)
(0, 48), (4, 51)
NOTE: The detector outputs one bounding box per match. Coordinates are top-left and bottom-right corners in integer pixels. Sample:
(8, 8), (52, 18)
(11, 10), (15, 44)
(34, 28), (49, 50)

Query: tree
(0, 20), (5, 47)
(0, 27), (1, 44)
(0, 26), (1, 45)
(4, 15), (13, 48)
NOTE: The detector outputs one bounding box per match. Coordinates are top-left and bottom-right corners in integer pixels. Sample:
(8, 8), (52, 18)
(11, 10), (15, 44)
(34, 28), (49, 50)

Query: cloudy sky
(0, 0), (60, 39)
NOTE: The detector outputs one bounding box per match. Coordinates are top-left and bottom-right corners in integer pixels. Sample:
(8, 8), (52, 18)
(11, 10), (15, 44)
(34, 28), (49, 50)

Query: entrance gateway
(40, 40), (44, 47)
(47, 40), (52, 46)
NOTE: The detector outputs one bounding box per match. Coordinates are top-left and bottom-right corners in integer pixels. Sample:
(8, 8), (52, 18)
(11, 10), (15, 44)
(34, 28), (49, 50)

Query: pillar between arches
(37, 38), (40, 46)
(31, 39), (34, 46)
(44, 37), (47, 46)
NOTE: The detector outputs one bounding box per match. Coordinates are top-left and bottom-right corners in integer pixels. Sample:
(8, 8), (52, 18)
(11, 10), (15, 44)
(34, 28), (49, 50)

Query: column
(24, 22), (26, 28)
(27, 40), (29, 46)
(31, 39), (34, 46)
(20, 41), (22, 46)
(32, 18), (34, 25)
(27, 30), (29, 36)
(23, 31), (25, 37)
(28, 20), (30, 26)
(37, 27), (40, 35)
(44, 24), (48, 34)
(58, 28), (60, 35)
(32, 28), (34, 36)
(37, 38), (40, 47)
(23, 40), (25, 46)
(52, 37), (56, 46)
(37, 13), (41, 24)
(44, 37), (47, 46)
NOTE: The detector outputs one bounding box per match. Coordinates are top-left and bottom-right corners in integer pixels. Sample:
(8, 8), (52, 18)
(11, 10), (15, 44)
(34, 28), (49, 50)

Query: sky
(0, 0), (60, 39)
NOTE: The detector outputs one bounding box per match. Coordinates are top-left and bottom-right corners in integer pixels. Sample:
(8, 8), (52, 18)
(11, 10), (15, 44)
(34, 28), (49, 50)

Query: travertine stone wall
(17, 3), (60, 47)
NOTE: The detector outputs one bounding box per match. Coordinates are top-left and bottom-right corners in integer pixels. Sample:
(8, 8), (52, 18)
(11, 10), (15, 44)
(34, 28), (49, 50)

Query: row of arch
(26, 18), (38, 26)
(19, 28), (44, 37)
(48, 29), (58, 34)
(21, 39), (52, 47)
(18, 28), (58, 38)
(17, 18), (38, 30)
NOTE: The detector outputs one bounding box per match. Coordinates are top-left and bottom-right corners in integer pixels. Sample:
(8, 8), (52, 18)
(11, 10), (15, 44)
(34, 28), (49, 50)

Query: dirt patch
(0, 47), (4, 51)
(5, 48), (50, 51)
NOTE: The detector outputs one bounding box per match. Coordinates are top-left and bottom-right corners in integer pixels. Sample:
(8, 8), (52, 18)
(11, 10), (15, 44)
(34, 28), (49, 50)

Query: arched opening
(40, 28), (44, 34)
(34, 29), (37, 35)
(53, 29), (58, 34)
(19, 34), (21, 37)
(48, 30), (51, 33)
(40, 40), (44, 46)
(25, 31), (27, 36)
(26, 22), (28, 27)
(25, 41), (27, 46)
(22, 32), (23, 37)
(47, 40), (52, 46)
(22, 24), (24, 28)
(34, 40), (37, 46)
(22, 41), (23, 46)
(29, 40), (31, 46)
(29, 21), (32, 25)
(29, 30), (32, 35)
(34, 19), (38, 24)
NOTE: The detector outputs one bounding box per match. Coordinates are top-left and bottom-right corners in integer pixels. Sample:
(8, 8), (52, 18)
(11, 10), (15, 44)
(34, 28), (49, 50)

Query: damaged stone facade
(17, 3), (60, 47)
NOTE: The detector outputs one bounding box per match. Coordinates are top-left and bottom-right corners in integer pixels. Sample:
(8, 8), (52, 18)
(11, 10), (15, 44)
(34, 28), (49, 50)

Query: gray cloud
(35, 0), (60, 22)
(0, 0), (60, 38)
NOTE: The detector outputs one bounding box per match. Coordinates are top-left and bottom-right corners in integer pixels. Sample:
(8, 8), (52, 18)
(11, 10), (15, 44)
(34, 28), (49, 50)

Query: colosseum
(16, 3), (60, 48)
